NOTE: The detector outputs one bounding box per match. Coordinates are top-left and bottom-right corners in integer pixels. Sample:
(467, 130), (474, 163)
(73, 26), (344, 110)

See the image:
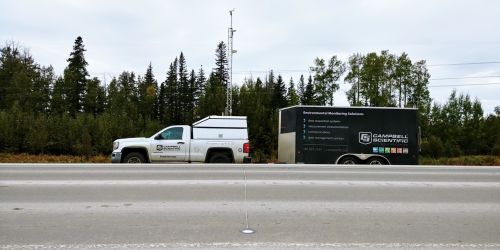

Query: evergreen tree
(271, 75), (288, 110)
(178, 52), (191, 124)
(193, 66), (206, 119)
(483, 107), (500, 155)
(0, 43), (47, 113)
(214, 41), (229, 87)
(297, 74), (305, 104)
(302, 75), (316, 105)
(164, 59), (178, 125)
(106, 72), (139, 118)
(64, 36), (89, 116)
(198, 72), (226, 117)
(187, 69), (196, 124)
(0, 43), (27, 110)
(287, 77), (300, 106)
(138, 63), (157, 123)
(83, 77), (105, 116)
(156, 83), (166, 123)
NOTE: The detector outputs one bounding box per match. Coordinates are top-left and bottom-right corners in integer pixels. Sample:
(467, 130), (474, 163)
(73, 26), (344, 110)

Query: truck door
(150, 126), (188, 162)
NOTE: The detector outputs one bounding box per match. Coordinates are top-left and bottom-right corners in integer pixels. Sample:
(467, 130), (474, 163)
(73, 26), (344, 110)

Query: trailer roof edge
(279, 105), (418, 111)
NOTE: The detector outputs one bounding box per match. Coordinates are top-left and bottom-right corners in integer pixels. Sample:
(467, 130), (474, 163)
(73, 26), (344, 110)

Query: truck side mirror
(154, 134), (163, 140)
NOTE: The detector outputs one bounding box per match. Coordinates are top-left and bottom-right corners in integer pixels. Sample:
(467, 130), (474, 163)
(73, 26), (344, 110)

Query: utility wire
(428, 61), (500, 67)
(430, 75), (500, 81)
(428, 82), (500, 88)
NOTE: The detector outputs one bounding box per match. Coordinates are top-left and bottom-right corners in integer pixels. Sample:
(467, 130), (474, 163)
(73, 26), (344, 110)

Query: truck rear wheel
(338, 156), (358, 165)
(367, 157), (387, 165)
(123, 152), (146, 163)
(209, 153), (231, 163)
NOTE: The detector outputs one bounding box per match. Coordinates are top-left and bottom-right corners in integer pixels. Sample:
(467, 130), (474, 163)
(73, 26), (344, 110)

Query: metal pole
(226, 9), (235, 116)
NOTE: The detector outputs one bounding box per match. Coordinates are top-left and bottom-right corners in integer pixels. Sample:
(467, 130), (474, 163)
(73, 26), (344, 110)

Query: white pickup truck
(111, 116), (251, 163)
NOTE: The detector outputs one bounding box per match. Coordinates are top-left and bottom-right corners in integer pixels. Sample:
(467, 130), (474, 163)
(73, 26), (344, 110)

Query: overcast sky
(1, 0), (499, 114)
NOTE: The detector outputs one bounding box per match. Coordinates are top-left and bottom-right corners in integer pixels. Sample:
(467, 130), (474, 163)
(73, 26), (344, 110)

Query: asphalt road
(1, 164), (500, 249)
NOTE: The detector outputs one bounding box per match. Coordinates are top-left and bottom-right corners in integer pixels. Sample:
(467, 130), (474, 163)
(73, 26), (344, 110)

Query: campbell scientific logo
(359, 132), (372, 144)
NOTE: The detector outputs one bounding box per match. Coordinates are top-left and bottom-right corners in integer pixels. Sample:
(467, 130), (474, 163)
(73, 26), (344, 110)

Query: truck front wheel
(209, 153), (231, 163)
(123, 152), (146, 163)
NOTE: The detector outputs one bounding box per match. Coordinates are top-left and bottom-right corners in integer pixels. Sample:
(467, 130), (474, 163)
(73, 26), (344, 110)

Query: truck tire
(338, 156), (358, 165)
(209, 153), (231, 163)
(123, 152), (146, 163)
(367, 157), (387, 165)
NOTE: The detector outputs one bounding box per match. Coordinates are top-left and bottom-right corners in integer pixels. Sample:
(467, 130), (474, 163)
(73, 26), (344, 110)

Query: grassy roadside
(420, 155), (500, 166)
(0, 153), (109, 163)
(0, 153), (499, 165)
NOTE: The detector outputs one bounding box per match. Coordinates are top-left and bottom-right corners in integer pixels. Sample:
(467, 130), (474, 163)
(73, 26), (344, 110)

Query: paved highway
(1, 164), (500, 249)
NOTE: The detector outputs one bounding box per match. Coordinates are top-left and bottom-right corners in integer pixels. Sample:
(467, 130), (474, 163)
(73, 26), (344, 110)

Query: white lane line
(1, 180), (499, 187)
(1, 163), (500, 169)
(1, 242), (500, 249)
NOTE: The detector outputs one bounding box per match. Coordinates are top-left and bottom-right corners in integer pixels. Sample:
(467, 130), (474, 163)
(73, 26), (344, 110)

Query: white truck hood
(116, 137), (148, 143)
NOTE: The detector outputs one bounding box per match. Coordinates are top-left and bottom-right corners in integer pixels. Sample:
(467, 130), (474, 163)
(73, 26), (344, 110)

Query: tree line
(0, 37), (498, 161)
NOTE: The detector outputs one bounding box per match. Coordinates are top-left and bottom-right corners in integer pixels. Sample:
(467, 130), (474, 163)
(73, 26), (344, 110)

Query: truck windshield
(157, 127), (183, 140)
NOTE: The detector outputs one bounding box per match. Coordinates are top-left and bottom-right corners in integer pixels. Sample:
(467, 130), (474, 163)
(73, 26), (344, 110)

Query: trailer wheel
(338, 156), (359, 165)
(123, 152), (146, 164)
(367, 157), (387, 165)
(209, 153), (231, 163)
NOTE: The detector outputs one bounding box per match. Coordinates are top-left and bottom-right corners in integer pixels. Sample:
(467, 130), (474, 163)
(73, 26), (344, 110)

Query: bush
(421, 136), (444, 158)
(492, 140), (500, 156)
(420, 155), (500, 166)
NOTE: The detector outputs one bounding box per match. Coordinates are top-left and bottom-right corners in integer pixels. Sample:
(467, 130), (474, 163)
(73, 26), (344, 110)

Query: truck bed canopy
(192, 116), (248, 140)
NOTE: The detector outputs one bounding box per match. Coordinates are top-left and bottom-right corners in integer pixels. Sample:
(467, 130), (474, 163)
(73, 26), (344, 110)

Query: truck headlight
(113, 141), (119, 150)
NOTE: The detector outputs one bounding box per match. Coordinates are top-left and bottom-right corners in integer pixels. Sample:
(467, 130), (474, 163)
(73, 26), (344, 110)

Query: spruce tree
(271, 75), (287, 109)
(139, 63), (157, 123)
(297, 74), (305, 104)
(193, 66), (206, 119)
(64, 36), (89, 116)
(83, 77), (105, 116)
(157, 83), (166, 123)
(214, 41), (229, 88)
(187, 69), (196, 123)
(199, 72), (226, 117)
(178, 52), (191, 123)
(164, 59), (178, 125)
(287, 77), (300, 106)
(302, 75), (316, 105)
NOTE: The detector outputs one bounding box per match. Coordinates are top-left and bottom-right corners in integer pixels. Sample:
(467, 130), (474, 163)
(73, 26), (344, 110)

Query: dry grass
(1, 153), (499, 166)
(420, 155), (500, 166)
(0, 153), (110, 163)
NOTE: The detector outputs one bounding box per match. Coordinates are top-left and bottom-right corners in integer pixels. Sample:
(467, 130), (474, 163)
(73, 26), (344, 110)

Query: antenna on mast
(225, 9), (237, 116)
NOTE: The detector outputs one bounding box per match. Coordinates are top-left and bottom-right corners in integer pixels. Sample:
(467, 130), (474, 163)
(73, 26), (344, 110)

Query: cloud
(1, 0), (499, 113)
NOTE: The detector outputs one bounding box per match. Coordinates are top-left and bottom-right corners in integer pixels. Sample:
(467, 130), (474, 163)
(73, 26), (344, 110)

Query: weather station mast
(225, 9), (237, 116)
